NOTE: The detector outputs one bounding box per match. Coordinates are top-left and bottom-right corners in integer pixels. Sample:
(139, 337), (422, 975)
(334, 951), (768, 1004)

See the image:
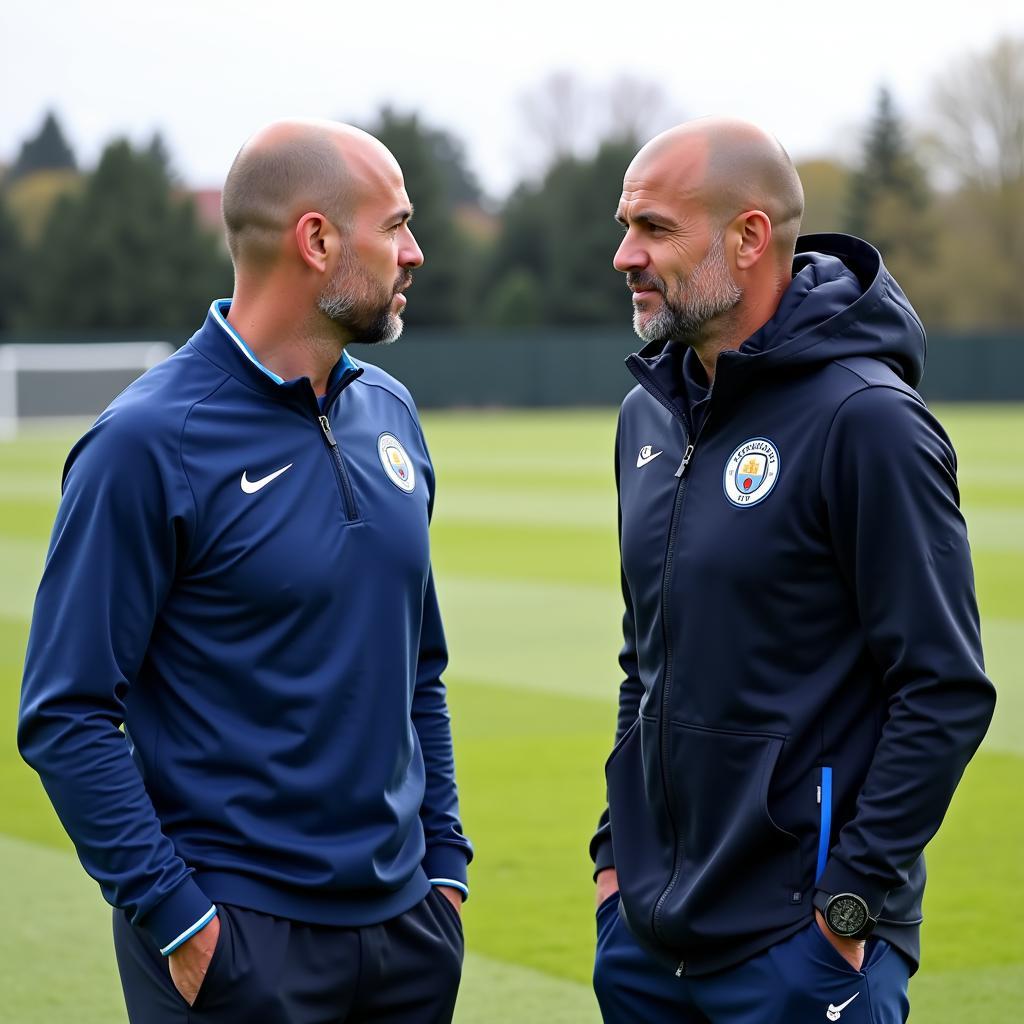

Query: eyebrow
(388, 204), (414, 226)
(615, 210), (673, 229)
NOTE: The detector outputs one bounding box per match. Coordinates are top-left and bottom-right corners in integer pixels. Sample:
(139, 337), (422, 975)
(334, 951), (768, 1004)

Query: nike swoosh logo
(826, 992), (860, 1020)
(636, 446), (663, 468)
(240, 464), (293, 494)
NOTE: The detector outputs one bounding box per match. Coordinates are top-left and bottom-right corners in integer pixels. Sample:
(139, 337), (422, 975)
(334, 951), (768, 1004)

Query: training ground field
(0, 407), (1021, 1022)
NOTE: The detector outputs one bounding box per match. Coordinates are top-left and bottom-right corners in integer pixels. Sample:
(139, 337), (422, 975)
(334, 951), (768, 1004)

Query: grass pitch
(0, 406), (1020, 1022)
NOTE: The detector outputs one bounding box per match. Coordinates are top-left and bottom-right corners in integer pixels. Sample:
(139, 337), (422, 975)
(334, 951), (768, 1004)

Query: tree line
(1, 35), (1021, 337)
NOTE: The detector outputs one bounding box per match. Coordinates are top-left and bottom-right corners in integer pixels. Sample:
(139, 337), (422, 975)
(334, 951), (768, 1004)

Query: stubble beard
(317, 249), (411, 346)
(631, 232), (743, 346)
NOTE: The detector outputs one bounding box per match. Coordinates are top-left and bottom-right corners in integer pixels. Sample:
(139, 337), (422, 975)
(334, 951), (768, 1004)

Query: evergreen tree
(845, 87), (939, 319)
(425, 127), (482, 208)
(846, 88), (931, 246)
(487, 135), (636, 325)
(23, 137), (232, 332)
(9, 111), (77, 182)
(0, 192), (27, 330)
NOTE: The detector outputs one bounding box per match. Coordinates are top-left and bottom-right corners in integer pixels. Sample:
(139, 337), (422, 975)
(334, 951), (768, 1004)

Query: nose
(401, 226), (424, 269)
(613, 231), (647, 274)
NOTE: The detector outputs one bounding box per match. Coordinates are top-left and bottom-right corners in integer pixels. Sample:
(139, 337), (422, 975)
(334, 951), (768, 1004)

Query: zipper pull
(319, 414), (337, 447)
(675, 960), (686, 978)
(675, 444), (695, 478)
(817, 785), (822, 804)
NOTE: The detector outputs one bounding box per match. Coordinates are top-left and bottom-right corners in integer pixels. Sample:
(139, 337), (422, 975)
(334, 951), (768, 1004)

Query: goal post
(0, 342), (174, 439)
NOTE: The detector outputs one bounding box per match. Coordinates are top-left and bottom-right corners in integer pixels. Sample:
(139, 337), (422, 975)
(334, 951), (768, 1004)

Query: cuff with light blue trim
(160, 905), (218, 956)
(429, 878), (469, 899)
(136, 876), (217, 955)
(422, 843), (470, 899)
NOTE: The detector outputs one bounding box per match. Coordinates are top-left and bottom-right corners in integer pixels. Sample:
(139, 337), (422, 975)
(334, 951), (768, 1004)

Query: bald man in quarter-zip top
(19, 120), (471, 1024)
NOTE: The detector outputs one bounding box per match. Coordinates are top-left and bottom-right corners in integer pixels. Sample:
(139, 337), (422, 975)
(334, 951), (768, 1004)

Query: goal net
(0, 342), (174, 439)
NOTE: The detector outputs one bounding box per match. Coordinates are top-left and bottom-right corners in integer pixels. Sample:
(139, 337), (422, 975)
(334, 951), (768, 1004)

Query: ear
(294, 212), (336, 273)
(731, 210), (772, 271)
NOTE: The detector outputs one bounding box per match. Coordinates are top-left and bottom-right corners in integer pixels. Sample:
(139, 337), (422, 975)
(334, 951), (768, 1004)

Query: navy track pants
(594, 894), (911, 1024)
(114, 888), (463, 1024)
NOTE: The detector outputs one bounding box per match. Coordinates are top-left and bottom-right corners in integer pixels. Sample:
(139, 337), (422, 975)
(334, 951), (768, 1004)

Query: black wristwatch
(816, 892), (877, 940)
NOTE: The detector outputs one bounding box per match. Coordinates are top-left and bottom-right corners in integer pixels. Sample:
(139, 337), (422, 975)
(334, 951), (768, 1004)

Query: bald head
(221, 119), (402, 269)
(630, 118), (804, 258)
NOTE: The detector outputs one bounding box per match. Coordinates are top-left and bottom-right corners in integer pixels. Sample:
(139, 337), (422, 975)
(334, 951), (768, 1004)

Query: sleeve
(411, 433), (473, 894)
(17, 414), (214, 952)
(413, 567), (473, 895)
(589, 412), (644, 877)
(815, 386), (996, 918)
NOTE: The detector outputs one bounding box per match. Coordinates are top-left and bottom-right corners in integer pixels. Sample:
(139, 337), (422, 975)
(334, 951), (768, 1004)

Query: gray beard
(317, 259), (405, 346)
(633, 233), (742, 345)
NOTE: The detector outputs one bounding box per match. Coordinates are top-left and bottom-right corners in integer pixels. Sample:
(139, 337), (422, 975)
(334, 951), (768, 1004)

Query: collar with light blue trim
(210, 299), (357, 388)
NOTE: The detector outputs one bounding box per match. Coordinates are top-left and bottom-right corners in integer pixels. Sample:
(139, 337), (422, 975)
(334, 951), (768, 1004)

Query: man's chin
(377, 316), (404, 346)
(353, 312), (404, 347)
(633, 311), (673, 345)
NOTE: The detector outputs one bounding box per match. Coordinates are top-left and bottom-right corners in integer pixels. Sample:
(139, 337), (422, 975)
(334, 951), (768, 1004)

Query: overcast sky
(2, 0), (1022, 200)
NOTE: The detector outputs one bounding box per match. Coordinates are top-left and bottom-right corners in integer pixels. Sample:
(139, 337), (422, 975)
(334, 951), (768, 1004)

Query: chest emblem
(723, 437), (780, 507)
(377, 433), (416, 493)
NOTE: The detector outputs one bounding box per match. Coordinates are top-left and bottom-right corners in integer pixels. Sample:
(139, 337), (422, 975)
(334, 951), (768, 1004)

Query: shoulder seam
(354, 375), (420, 428)
(832, 361), (875, 389)
(178, 374), (233, 536)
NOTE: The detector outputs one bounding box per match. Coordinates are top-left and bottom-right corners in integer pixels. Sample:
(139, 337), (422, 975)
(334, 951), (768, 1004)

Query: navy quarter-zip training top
(591, 234), (995, 976)
(19, 302), (472, 954)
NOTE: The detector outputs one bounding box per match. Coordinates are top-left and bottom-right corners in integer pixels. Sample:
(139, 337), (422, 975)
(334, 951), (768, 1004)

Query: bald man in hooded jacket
(590, 118), (995, 1024)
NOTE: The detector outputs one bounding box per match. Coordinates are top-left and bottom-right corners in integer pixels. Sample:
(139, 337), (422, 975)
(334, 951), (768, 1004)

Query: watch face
(827, 894), (868, 936)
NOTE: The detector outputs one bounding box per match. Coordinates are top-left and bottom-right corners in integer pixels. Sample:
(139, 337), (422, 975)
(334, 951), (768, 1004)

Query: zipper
(674, 444), (695, 478)
(651, 424), (706, 944)
(318, 413), (358, 521)
(310, 365), (363, 523)
(625, 353), (718, 955)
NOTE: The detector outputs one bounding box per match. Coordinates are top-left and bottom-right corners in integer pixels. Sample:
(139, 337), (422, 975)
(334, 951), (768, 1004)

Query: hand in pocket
(169, 914), (221, 1006)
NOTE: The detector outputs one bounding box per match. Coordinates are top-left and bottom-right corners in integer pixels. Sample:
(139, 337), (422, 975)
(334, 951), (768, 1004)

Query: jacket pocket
(605, 716), (677, 953)
(657, 722), (804, 951)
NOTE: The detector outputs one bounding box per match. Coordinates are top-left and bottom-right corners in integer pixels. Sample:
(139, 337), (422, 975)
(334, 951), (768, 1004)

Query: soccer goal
(0, 342), (174, 439)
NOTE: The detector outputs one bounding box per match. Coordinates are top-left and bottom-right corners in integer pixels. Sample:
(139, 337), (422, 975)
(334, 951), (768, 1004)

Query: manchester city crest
(377, 433), (416, 493)
(723, 438), (780, 507)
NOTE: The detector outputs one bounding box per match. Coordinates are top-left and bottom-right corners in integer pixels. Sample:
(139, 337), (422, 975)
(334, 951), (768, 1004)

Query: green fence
(2, 328), (1020, 414)
(350, 328), (1024, 406)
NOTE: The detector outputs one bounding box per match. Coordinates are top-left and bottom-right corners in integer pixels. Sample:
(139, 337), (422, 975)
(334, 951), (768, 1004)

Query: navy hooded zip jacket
(19, 302), (472, 955)
(590, 234), (995, 976)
